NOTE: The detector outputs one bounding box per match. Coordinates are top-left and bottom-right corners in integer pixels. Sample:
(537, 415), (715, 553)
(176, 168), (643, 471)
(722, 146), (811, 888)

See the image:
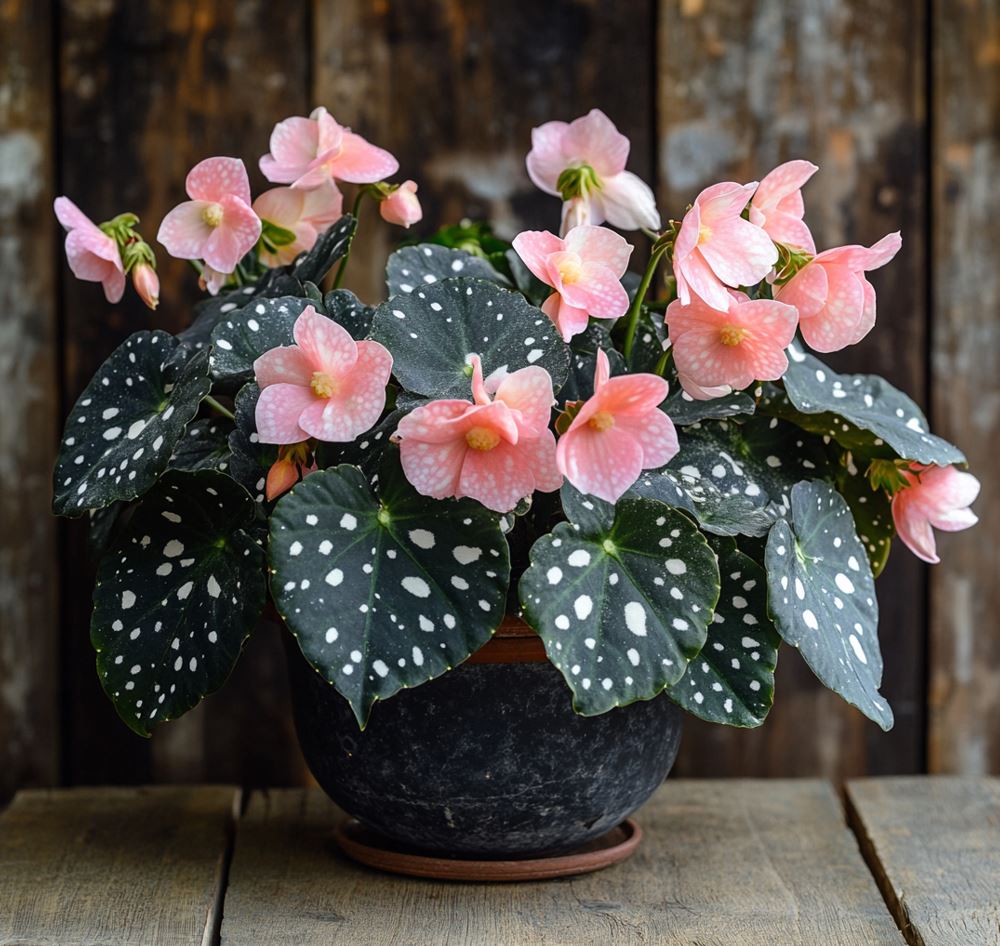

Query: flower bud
(379, 180), (423, 228)
(132, 263), (159, 310)
(265, 457), (299, 501)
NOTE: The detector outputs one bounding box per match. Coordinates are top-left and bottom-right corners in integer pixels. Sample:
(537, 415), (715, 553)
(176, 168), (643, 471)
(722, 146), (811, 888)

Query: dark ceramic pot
(286, 618), (683, 858)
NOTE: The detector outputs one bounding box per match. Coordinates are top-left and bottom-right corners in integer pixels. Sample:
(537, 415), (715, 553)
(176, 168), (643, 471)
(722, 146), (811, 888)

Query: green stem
(653, 347), (673, 377)
(332, 190), (368, 290)
(621, 242), (669, 364)
(204, 395), (235, 421)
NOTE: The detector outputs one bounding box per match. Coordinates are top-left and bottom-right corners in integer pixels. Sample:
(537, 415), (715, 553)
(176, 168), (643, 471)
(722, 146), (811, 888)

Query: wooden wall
(1, 0), (997, 798)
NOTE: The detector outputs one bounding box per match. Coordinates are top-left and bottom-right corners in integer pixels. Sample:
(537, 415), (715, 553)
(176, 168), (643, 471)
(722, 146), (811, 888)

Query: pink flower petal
(762, 211), (816, 254)
(64, 228), (120, 280)
(512, 230), (565, 281)
(564, 224), (632, 275)
(328, 130), (399, 183)
(54, 196), (94, 232)
(614, 409), (678, 469)
(525, 121), (570, 195)
(255, 383), (314, 444)
(292, 306), (358, 375)
(796, 266), (866, 353)
(253, 345), (314, 388)
(775, 260), (828, 319)
(520, 428), (563, 494)
(752, 160), (818, 213)
(253, 186), (306, 229)
(698, 217), (778, 288)
(396, 400), (477, 444)
(596, 171), (661, 231)
(301, 179), (345, 228)
(260, 116), (319, 183)
(494, 366), (555, 438)
(541, 292), (590, 342)
(892, 496), (940, 563)
(597, 373), (669, 416)
(458, 441), (537, 512)
(817, 232), (902, 271)
(157, 201), (214, 260)
(697, 181), (757, 225)
(677, 249), (731, 311)
(399, 436), (468, 500)
(673, 200), (701, 262)
(200, 195), (262, 273)
(594, 348), (611, 390)
(557, 423), (644, 504)
(562, 109), (630, 177)
(186, 157), (251, 205)
(101, 268), (126, 304)
(560, 262), (629, 320)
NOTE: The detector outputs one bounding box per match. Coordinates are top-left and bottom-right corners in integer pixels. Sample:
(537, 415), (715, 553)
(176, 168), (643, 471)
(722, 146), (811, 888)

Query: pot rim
(466, 614), (547, 665)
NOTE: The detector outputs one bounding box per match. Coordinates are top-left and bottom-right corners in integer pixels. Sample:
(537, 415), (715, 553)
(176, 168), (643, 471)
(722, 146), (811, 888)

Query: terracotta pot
(285, 616), (683, 858)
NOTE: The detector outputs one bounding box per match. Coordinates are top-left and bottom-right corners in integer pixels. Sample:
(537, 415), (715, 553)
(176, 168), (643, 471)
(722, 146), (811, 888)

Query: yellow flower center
(202, 202), (224, 228)
(588, 411), (615, 432)
(465, 426), (501, 451)
(310, 371), (338, 398)
(556, 255), (583, 285)
(719, 324), (748, 347)
(698, 223), (713, 245)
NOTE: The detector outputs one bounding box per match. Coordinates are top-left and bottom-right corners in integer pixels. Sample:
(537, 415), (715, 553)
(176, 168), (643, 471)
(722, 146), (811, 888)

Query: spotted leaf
(227, 383), (277, 505)
(269, 455), (510, 726)
(559, 323), (627, 404)
(53, 333), (211, 517)
(386, 244), (509, 298)
(519, 492), (720, 716)
(209, 295), (314, 387)
(169, 418), (232, 473)
(288, 215), (357, 285)
(661, 388), (757, 426)
(665, 547), (779, 726)
(764, 480), (892, 730)
(370, 277), (569, 399)
(91, 470), (266, 736)
(835, 461), (895, 577)
(780, 344), (964, 465)
(177, 286), (259, 351)
(323, 288), (375, 341)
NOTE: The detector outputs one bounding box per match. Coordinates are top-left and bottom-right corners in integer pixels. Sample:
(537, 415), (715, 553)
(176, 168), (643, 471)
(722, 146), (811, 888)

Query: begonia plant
(53, 107), (979, 736)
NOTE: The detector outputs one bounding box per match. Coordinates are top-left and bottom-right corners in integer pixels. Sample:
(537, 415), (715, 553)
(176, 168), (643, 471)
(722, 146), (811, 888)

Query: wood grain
(312, 0), (656, 304)
(927, 0), (1000, 775)
(0, 0), (61, 801)
(221, 781), (903, 945)
(847, 777), (1000, 946)
(658, 0), (929, 780)
(0, 785), (239, 946)
(56, 0), (311, 787)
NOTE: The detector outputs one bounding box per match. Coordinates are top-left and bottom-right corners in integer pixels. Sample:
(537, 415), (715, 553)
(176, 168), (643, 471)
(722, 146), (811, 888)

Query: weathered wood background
(1, 0), (997, 798)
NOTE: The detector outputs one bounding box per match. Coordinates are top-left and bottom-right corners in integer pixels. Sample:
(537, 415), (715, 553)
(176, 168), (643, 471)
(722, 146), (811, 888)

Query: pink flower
(131, 263), (159, 310)
(394, 356), (561, 513)
(53, 197), (125, 303)
(526, 109), (660, 233)
(157, 157), (262, 274)
(253, 180), (345, 266)
(253, 306), (392, 444)
(512, 226), (632, 342)
(892, 464), (980, 564)
(260, 106), (398, 190)
(749, 160), (818, 253)
(379, 180), (423, 228)
(775, 232), (902, 352)
(556, 350), (678, 503)
(199, 264), (229, 296)
(672, 182), (779, 312)
(664, 291), (798, 399)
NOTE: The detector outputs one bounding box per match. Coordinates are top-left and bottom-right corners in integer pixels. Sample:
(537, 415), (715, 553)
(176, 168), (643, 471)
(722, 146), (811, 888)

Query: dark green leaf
(764, 480), (892, 730)
(177, 287), (258, 351)
(269, 455), (510, 725)
(835, 460), (895, 577)
(370, 277), (570, 399)
(290, 215), (357, 284)
(386, 244), (509, 298)
(53, 333), (211, 517)
(323, 288), (375, 340)
(91, 470), (266, 736)
(665, 547), (779, 726)
(519, 493), (720, 716)
(227, 383), (277, 505)
(661, 388), (757, 426)
(169, 418), (232, 473)
(559, 323), (627, 403)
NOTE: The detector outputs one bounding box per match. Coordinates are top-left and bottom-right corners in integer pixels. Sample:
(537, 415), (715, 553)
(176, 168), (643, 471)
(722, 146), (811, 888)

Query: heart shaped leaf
(177, 286), (259, 351)
(386, 244), (509, 298)
(764, 480), (893, 730)
(289, 215), (357, 285)
(781, 344), (964, 465)
(209, 295), (313, 387)
(91, 470), (266, 736)
(53, 333), (211, 516)
(665, 545), (779, 726)
(323, 288), (375, 340)
(519, 490), (720, 716)
(169, 418), (232, 473)
(269, 455), (510, 725)
(370, 277), (570, 398)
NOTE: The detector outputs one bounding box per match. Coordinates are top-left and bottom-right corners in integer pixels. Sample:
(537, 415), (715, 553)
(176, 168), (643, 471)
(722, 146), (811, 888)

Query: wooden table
(0, 778), (996, 945)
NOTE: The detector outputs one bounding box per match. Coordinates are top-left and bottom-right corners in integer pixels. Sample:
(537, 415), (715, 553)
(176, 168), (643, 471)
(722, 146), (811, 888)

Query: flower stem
(654, 347), (673, 378)
(204, 395), (236, 421)
(332, 190), (368, 290)
(621, 242), (669, 364)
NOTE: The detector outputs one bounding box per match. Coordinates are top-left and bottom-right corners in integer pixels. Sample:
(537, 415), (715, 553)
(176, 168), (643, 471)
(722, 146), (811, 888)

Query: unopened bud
(379, 180), (423, 229)
(132, 263), (159, 310)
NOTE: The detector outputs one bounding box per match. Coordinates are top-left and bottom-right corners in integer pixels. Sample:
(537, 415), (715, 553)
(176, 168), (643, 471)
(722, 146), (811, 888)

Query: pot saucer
(334, 817), (642, 881)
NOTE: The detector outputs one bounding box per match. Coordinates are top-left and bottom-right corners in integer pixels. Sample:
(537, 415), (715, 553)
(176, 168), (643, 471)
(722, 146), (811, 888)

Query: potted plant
(53, 108), (979, 864)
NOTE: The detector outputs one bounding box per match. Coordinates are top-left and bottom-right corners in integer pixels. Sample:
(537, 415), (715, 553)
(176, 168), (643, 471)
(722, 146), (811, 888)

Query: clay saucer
(334, 817), (642, 882)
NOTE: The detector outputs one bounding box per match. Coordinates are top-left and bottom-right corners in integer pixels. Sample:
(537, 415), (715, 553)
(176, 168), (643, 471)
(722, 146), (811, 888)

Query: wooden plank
(57, 0), (311, 787)
(0, 785), (239, 946)
(311, 0), (656, 304)
(847, 777), (1000, 946)
(657, 0), (929, 779)
(222, 781), (903, 945)
(927, 0), (1000, 774)
(0, 0), (61, 801)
